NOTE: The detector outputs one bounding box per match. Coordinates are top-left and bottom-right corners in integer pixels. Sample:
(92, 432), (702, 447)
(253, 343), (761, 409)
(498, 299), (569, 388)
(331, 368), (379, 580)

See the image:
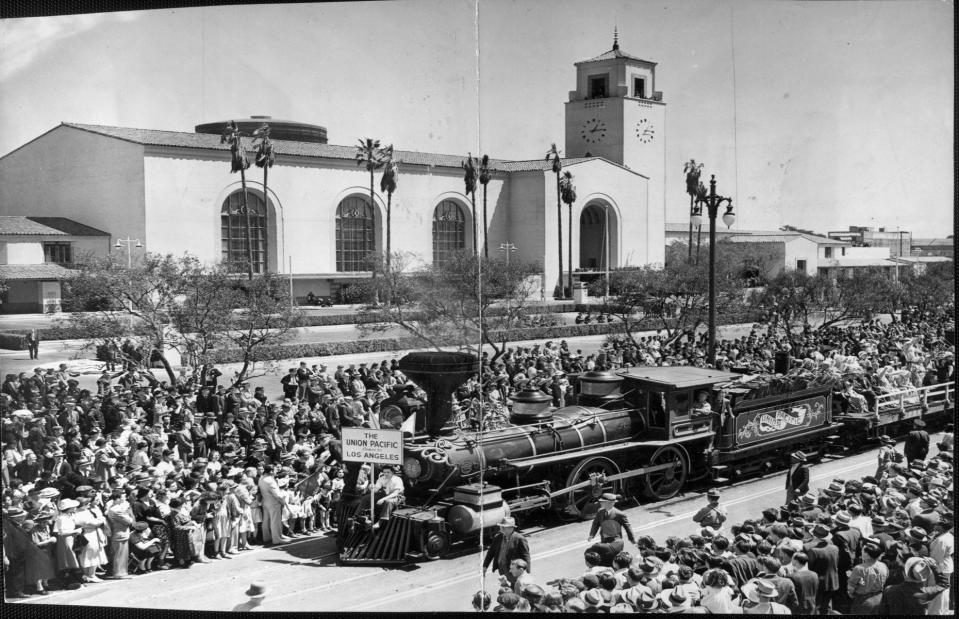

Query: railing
(872, 381), (953, 418)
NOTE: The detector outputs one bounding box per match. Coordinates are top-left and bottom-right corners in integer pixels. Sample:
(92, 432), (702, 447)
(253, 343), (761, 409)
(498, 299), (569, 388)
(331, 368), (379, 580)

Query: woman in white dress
(73, 497), (109, 582)
(53, 499), (82, 579)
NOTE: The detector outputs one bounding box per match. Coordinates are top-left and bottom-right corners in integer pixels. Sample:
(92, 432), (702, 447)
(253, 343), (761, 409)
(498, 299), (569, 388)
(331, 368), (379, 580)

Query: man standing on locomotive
(586, 493), (637, 566)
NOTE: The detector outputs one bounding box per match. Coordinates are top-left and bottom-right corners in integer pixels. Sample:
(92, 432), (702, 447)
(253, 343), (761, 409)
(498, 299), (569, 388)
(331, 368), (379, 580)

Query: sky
(0, 0), (953, 237)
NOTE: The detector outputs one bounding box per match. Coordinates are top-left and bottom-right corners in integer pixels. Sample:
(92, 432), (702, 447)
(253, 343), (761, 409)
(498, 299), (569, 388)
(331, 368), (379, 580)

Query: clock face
(635, 118), (655, 143)
(579, 118), (607, 144)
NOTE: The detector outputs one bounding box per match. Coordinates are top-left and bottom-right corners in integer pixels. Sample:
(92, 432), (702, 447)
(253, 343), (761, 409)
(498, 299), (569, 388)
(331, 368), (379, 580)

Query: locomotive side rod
(545, 461), (675, 500)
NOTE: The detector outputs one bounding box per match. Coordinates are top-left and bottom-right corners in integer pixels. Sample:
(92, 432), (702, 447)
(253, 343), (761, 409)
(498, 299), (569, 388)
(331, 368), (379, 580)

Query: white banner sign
(341, 427), (404, 465)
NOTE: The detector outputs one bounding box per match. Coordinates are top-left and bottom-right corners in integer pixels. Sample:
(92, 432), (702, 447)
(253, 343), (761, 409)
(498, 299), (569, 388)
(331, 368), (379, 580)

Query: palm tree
(379, 144), (398, 273)
(462, 153), (478, 255)
(479, 154), (491, 259)
(356, 138), (386, 302)
(559, 170), (577, 300)
(545, 143), (564, 298)
(683, 159), (704, 261)
(221, 121), (253, 280)
(252, 123), (275, 275)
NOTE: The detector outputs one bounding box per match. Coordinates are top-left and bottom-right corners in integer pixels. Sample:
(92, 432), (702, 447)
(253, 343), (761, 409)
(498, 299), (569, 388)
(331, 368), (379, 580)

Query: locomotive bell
(575, 370), (624, 406)
(510, 388), (553, 424)
(399, 352), (479, 436)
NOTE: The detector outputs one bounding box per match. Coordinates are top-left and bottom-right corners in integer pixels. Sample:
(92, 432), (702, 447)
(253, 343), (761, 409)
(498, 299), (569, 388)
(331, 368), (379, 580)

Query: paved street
(15, 440), (932, 612)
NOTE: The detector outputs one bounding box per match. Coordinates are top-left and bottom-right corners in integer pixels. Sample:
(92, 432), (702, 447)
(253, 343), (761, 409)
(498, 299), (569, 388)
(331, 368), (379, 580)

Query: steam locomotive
(335, 351), (954, 564)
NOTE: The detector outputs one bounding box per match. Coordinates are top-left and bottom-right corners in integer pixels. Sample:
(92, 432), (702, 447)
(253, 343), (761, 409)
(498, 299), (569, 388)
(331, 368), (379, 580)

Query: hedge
(200, 310), (763, 364)
(0, 332), (27, 350)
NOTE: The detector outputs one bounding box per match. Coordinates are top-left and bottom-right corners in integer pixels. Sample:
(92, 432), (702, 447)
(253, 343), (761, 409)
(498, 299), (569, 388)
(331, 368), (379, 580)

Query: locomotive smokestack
(398, 352), (478, 436)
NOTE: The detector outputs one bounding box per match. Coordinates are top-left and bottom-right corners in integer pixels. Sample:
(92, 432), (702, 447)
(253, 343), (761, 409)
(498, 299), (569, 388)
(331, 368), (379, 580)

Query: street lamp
(498, 242), (517, 269)
(115, 237), (142, 268)
(691, 174), (735, 367)
(114, 237), (142, 330)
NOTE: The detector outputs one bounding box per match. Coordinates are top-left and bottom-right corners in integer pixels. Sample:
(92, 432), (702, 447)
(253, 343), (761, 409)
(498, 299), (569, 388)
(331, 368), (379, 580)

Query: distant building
(827, 226), (912, 258)
(0, 216), (110, 312)
(910, 237), (954, 259)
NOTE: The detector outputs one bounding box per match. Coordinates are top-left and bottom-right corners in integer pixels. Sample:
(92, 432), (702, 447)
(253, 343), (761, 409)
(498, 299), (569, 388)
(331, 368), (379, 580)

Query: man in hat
(2, 506), (31, 597)
(587, 493), (636, 566)
(912, 494), (942, 534)
(876, 435), (899, 481)
(831, 510), (861, 612)
(803, 523), (840, 613)
(878, 556), (949, 615)
(483, 516), (531, 589)
(692, 489), (728, 530)
(785, 451), (810, 504)
(904, 418), (930, 466)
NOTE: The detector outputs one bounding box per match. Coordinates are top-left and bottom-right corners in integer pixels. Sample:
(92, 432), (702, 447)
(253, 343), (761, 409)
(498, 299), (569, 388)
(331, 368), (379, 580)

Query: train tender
(335, 351), (954, 565)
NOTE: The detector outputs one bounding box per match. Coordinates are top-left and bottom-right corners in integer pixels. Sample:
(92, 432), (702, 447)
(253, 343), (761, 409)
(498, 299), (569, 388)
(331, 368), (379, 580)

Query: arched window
(336, 196), (375, 271)
(221, 191), (269, 274)
(433, 200), (466, 266)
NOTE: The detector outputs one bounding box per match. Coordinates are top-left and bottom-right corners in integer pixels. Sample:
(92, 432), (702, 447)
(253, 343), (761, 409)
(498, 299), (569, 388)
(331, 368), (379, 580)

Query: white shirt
(373, 475), (404, 497)
(931, 530), (954, 575)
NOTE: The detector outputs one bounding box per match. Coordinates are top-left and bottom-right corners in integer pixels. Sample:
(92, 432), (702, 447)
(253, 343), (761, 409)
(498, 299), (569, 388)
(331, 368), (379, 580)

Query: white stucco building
(0, 40), (666, 303)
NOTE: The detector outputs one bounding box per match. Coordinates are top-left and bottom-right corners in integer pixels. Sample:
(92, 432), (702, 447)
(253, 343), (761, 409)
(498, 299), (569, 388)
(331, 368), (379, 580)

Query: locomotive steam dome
(576, 370), (624, 406)
(510, 388), (553, 424)
(398, 352), (479, 436)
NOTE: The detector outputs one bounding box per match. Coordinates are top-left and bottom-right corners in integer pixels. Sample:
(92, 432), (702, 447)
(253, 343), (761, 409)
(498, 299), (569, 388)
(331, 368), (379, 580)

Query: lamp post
(114, 237), (142, 268)
(114, 237), (142, 330)
(690, 175), (735, 367)
(498, 242), (517, 269)
(499, 242), (517, 314)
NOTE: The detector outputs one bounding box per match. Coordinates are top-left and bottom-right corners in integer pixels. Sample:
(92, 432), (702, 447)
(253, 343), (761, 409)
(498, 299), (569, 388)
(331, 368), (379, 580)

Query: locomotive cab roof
(615, 366), (742, 391)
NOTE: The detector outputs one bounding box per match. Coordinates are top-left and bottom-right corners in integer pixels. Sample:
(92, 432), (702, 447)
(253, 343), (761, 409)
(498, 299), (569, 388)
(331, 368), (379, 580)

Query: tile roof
(26, 217), (109, 236)
(62, 123), (560, 172)
(725, 232), (848, 245)
(0, 263), (77, 280)
(0, 216), (67, 236)
(912, 238), (954, 247)
(577, 48), (656, 65)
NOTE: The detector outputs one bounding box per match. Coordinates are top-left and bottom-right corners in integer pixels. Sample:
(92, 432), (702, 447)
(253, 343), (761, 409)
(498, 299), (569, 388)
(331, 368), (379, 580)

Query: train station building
(0, 38), (666, 307)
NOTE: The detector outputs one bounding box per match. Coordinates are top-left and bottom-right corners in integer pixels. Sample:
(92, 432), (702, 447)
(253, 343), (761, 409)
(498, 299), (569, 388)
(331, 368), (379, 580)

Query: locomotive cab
(617, 367), (742, 442)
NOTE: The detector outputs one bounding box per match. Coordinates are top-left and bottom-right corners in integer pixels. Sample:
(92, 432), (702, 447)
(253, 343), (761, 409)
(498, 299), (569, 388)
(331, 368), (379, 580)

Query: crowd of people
(477, 440), (954, 614)
(0, 305), (953, 604)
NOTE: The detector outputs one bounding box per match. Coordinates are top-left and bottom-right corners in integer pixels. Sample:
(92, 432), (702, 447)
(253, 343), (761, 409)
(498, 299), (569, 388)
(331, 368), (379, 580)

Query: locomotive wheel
(554, 457), (621, 523)
(642, 445), (689, 501)
(424, 530), (451, 560)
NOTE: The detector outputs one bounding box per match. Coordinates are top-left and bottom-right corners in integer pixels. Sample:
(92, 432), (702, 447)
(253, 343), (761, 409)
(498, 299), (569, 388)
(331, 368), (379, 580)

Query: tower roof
(576, 47), (657, 65)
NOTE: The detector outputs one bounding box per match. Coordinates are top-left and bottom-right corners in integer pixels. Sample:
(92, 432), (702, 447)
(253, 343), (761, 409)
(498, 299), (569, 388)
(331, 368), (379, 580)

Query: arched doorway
(579, 202), (617, 270)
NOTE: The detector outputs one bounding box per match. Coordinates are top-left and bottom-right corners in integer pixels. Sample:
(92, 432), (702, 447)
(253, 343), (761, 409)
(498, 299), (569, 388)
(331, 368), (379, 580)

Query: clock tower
(565, 32), (666, 250)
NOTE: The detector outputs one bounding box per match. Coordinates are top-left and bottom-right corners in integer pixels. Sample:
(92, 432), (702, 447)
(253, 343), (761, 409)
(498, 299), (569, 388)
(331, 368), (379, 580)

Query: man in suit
(787, 551), (819, 615)
(903, 418), (930, 465)
(587, 493), (637, 566)
(830, 510), (862, 613)
(721, 537), (762, 588)
(483, 517), (531, 589)
(26, 329), (40, 360)
(803, 523), (840, 613)
(785, 451), (810, 504)
(257, 464), (289, 545)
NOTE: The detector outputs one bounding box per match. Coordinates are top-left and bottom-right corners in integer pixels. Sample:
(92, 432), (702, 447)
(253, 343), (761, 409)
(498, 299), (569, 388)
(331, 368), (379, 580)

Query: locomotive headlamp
(404, 457), (423, 480)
